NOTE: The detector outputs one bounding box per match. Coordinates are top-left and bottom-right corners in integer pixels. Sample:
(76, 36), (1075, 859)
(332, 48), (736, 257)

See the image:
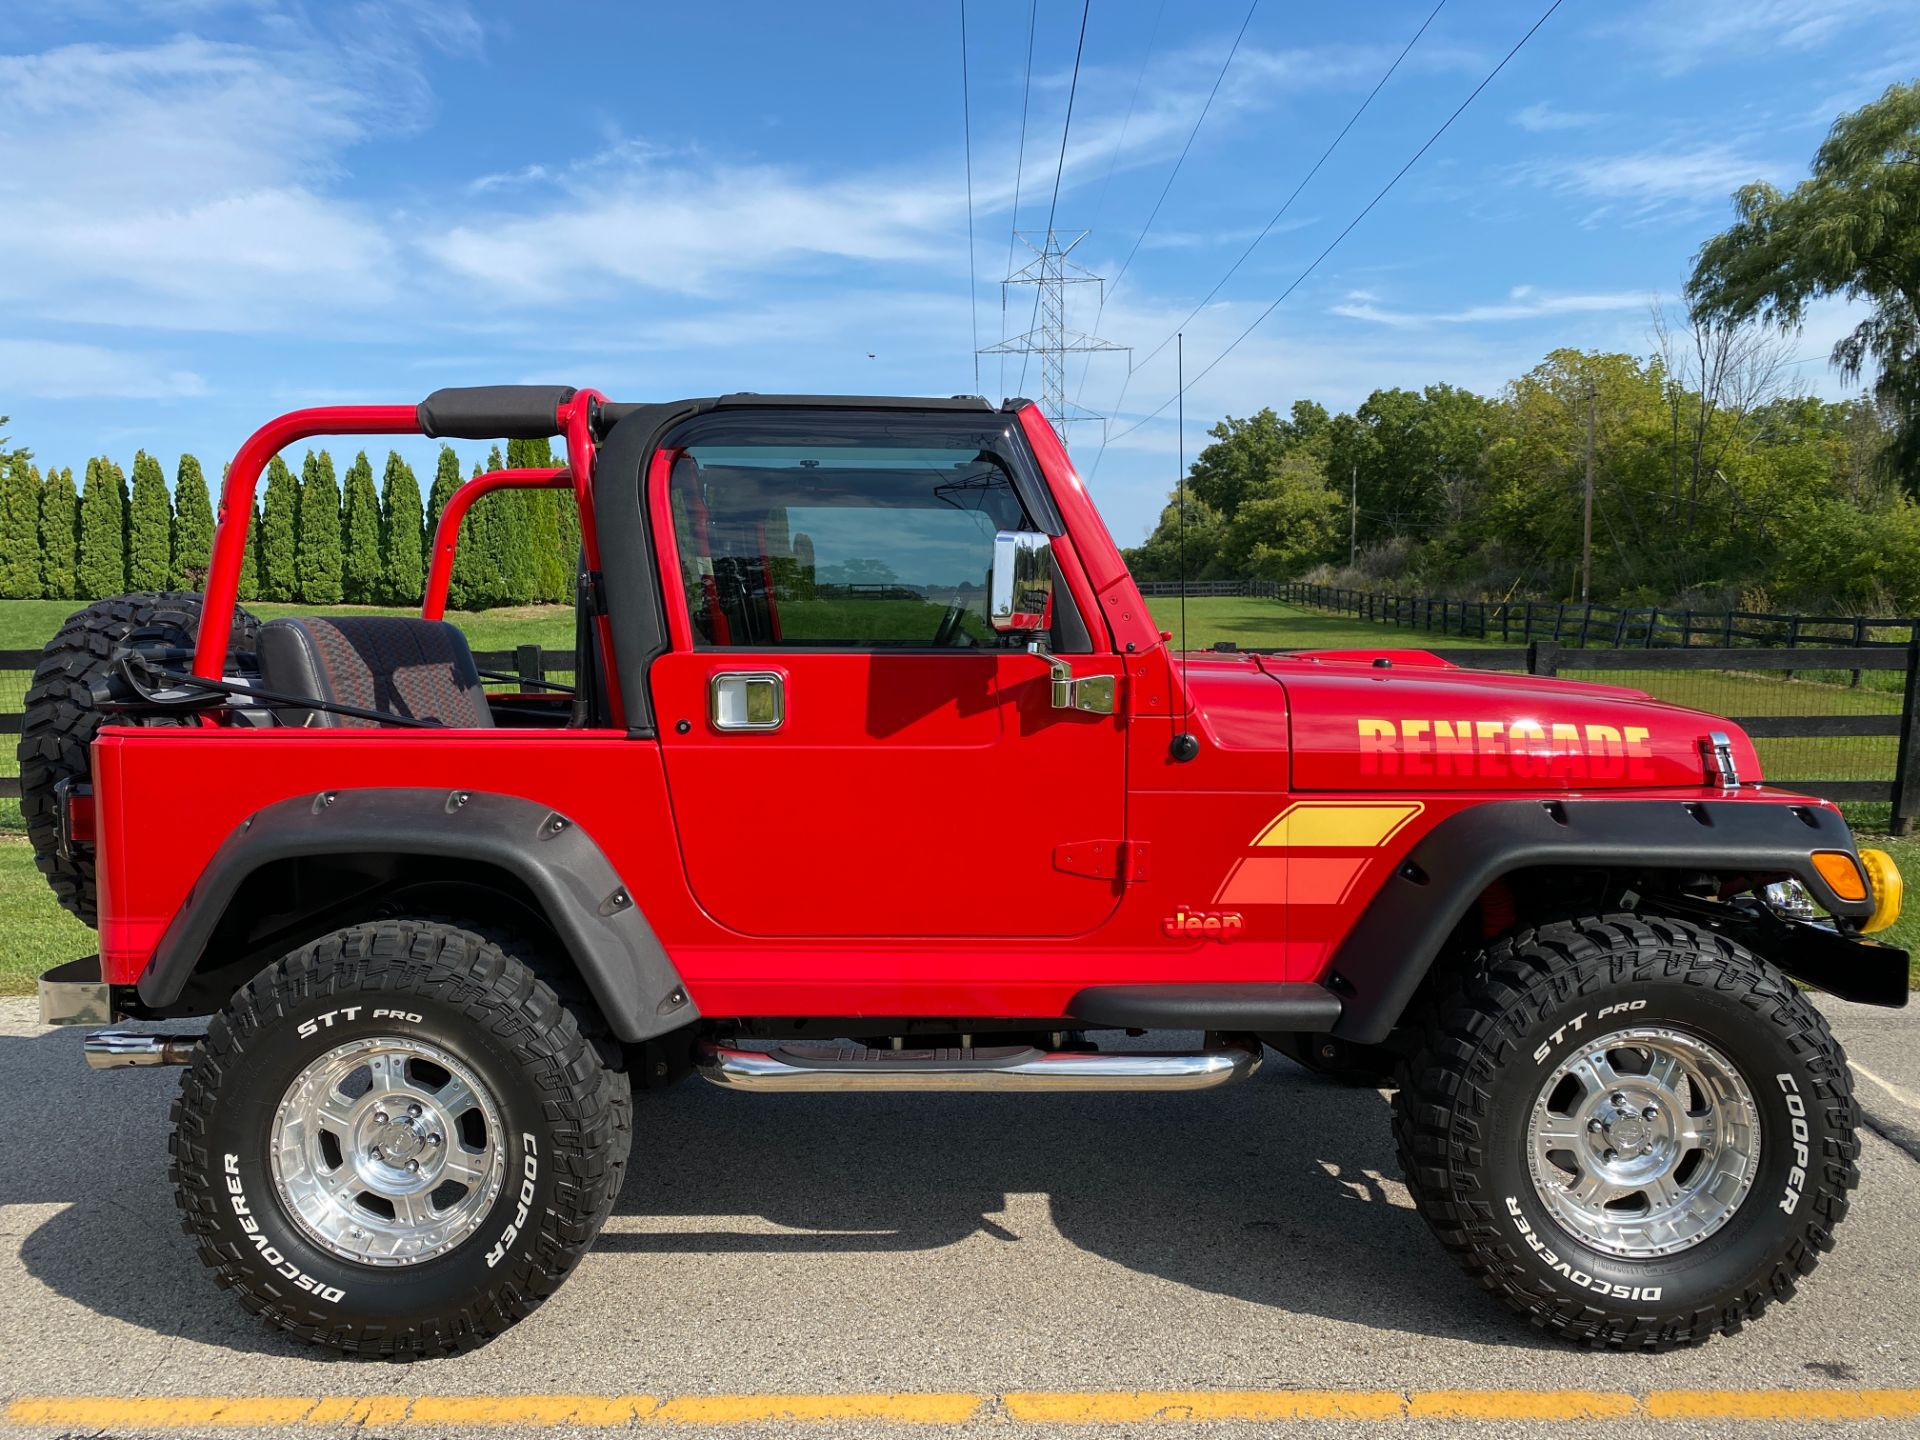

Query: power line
(1076, 0), (1257, 406)
(1097, 0), (1565, 458)
(1104, 0), (1259, 305)
(1118, 0), (1449, 396)
(1018, 0), (1093, 398)
(999, 0), (1039, 399)
(960, 0), (980, 392)
(1084, 0), (1168, 238)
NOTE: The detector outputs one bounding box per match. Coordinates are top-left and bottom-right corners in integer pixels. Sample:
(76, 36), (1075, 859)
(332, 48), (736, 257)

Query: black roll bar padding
(416, 386), (578, 440)
(595, 400), (645, 434)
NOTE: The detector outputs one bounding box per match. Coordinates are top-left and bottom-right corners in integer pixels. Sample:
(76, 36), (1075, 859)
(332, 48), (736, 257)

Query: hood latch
(1700, 731), (1740, 789)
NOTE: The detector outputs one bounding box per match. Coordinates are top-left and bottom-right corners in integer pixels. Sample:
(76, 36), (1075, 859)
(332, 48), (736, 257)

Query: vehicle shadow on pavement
(9, 1028), (1548, 1356)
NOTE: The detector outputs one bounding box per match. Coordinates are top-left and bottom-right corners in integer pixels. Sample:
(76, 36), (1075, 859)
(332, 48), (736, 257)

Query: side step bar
(85, 1031), (203, 1069)
(696, 1037), (1262, 1093)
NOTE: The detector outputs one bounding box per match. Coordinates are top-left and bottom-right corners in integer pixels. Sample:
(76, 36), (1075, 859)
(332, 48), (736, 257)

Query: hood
(1183, 649), (1759, 793)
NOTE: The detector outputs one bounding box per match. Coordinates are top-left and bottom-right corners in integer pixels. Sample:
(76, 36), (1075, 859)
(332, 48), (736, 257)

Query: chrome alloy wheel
(270, 1036), (507, 1266)
(1526, 1026), (1761, 1259)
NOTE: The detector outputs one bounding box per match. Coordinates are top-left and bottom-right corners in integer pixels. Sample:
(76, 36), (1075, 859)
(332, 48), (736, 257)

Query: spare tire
(18, 592), (259, 926)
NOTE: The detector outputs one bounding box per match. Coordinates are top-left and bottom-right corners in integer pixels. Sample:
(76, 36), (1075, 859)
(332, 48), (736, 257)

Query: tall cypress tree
(258, 455), (300, 602)
(0, 456), (43, 598)
(297, 449), (343, 605)
(40, 465), (79, 600)
(171, 455), (216, 590)
(507, 437), (567, 602)
(238, 497), (262, 601)
(127, 450), (172, 592)
(556, 484), (581, 605)
(380, 451), (425, 606)
(425, 446), (463, 604)
(77, 457), (128, 599)
(340, 450), (383, 604)
(449, 459), (493, 610)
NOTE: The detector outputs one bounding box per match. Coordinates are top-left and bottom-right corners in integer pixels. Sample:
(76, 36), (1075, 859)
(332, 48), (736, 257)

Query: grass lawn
(0, 839), (97, 997)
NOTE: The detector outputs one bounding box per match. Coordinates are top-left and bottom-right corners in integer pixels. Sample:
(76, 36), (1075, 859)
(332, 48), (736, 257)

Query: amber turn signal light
(1811, 850), (1868, 902)
(1858, 848), (1904, 935)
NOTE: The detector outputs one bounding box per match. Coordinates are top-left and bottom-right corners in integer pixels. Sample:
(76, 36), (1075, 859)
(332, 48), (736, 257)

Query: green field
(1, 593), (1913, 995)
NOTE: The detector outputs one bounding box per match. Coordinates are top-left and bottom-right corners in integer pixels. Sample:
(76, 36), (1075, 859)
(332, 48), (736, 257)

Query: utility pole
(979, 229), (1128, 451)
(1581, 384), (1597, 604)
(1350, 462), (1358, 567)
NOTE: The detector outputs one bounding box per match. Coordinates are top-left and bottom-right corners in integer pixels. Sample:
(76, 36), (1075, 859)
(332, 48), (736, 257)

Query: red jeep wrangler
(28, 387), (1908, 1356)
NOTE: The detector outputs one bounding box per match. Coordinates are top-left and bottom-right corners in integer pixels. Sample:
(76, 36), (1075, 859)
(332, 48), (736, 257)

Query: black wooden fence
(1280, 580), (1916, 651)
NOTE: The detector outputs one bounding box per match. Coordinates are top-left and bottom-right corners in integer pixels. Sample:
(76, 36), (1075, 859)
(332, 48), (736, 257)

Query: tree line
(1127, 81), (1920, 616)
(0, 427), (577, 611)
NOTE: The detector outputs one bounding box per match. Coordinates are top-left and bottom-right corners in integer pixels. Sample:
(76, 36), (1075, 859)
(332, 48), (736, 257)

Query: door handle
(708, 671), (785, 731)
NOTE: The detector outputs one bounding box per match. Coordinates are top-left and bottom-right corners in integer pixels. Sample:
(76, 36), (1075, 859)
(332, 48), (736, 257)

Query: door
(647, 412), (1126, 939)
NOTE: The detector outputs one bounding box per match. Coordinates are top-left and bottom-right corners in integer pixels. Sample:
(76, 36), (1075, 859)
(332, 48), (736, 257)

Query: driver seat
(255, 616), (495, 729)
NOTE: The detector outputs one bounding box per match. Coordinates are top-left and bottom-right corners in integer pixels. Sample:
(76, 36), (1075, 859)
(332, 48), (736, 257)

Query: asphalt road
(4, 994), (1920, 1439)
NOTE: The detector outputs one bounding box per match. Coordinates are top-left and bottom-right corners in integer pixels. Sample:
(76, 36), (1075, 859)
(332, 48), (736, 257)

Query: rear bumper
(38, 958), (112, 1027)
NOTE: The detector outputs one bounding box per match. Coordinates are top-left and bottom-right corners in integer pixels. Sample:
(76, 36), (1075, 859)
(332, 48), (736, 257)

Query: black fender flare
(1328, 796), (1893, 1044)
(136, 788), (696, 1043)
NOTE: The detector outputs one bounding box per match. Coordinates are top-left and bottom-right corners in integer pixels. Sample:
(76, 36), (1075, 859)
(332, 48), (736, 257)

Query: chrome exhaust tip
(695, 1037), (1262, 1093)
(84, 1030), (204, 1069)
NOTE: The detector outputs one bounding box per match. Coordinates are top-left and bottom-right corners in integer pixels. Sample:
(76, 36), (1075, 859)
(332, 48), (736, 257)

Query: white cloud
(1511, 101), (1606, 132)
(1605, 0), (1900, 76)
(1509, 144), (1786, 218)
(0, 339), (205, 399)
(1329, 291), (1648, 327)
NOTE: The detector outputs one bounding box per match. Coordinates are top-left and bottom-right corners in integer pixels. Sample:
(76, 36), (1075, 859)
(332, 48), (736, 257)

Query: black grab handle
(416, 385), (577, 440)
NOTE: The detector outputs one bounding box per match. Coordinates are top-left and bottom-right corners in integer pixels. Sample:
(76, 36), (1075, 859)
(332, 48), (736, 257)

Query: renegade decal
(1356, 718), (1655, 780)
(1162, 907), (1245, 941)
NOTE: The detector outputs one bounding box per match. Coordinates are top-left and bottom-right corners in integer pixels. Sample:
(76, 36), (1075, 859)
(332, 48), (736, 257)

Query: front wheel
(170, 920), (631, 1357)
(1394, 913), (1857, 1349)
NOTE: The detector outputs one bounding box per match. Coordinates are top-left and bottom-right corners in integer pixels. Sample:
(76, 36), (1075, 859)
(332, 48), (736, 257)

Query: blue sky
(1, 0), (1914, 547)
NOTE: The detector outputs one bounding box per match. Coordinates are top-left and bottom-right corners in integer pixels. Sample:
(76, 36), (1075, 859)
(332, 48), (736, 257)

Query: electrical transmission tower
(980, 229), (1128, 451)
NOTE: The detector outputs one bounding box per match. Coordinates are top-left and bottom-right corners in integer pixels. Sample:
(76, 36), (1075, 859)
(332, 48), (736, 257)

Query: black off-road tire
(1393, 912), (1857, 1349)
(170, 920), (633, 1358)
(18, 591), (258, 924)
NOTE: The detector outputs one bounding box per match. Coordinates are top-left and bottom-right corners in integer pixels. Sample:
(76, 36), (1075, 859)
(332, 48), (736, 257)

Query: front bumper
(38, 957), (112, 1027)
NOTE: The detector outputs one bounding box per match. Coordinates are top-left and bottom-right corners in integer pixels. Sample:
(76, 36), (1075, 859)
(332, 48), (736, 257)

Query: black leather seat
(255, 616), (494, 729)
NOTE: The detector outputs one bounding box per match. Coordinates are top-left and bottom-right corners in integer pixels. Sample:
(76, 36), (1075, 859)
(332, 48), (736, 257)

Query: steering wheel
(933, 600), (970, 648)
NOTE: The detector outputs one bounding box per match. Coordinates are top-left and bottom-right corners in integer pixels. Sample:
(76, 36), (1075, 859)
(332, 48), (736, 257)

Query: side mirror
(989, 530), (1053, 634)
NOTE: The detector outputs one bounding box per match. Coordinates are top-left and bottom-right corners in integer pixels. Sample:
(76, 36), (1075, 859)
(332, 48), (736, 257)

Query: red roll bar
(421, 468), (571, 621)
(191, 389), (622, 727)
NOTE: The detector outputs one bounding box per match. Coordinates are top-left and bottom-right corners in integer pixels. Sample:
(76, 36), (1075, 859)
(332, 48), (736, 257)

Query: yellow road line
(12, 1388), (1920, 1428)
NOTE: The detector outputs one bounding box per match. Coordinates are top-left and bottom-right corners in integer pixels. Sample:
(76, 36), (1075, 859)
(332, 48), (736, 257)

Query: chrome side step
(695, 1037), (1261, 1093)
(85, 1031), (204, 1069)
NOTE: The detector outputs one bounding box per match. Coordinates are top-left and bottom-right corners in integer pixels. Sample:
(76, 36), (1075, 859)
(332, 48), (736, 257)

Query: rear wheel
(170, 919), (631, 1357)
(1394, 913), (1857, 1349)
(18, 591), (257, 924)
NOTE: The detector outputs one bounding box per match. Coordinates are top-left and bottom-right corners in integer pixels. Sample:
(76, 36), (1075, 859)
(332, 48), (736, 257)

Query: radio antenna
(1171, 332), (1198, 762)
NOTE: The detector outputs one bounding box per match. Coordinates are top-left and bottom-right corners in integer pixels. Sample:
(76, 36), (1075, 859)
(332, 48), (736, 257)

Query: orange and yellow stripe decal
(1215, 803), (1424, 907)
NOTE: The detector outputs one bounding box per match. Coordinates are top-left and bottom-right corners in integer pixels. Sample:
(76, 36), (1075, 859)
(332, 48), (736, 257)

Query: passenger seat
(255, 616), (495, 728)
